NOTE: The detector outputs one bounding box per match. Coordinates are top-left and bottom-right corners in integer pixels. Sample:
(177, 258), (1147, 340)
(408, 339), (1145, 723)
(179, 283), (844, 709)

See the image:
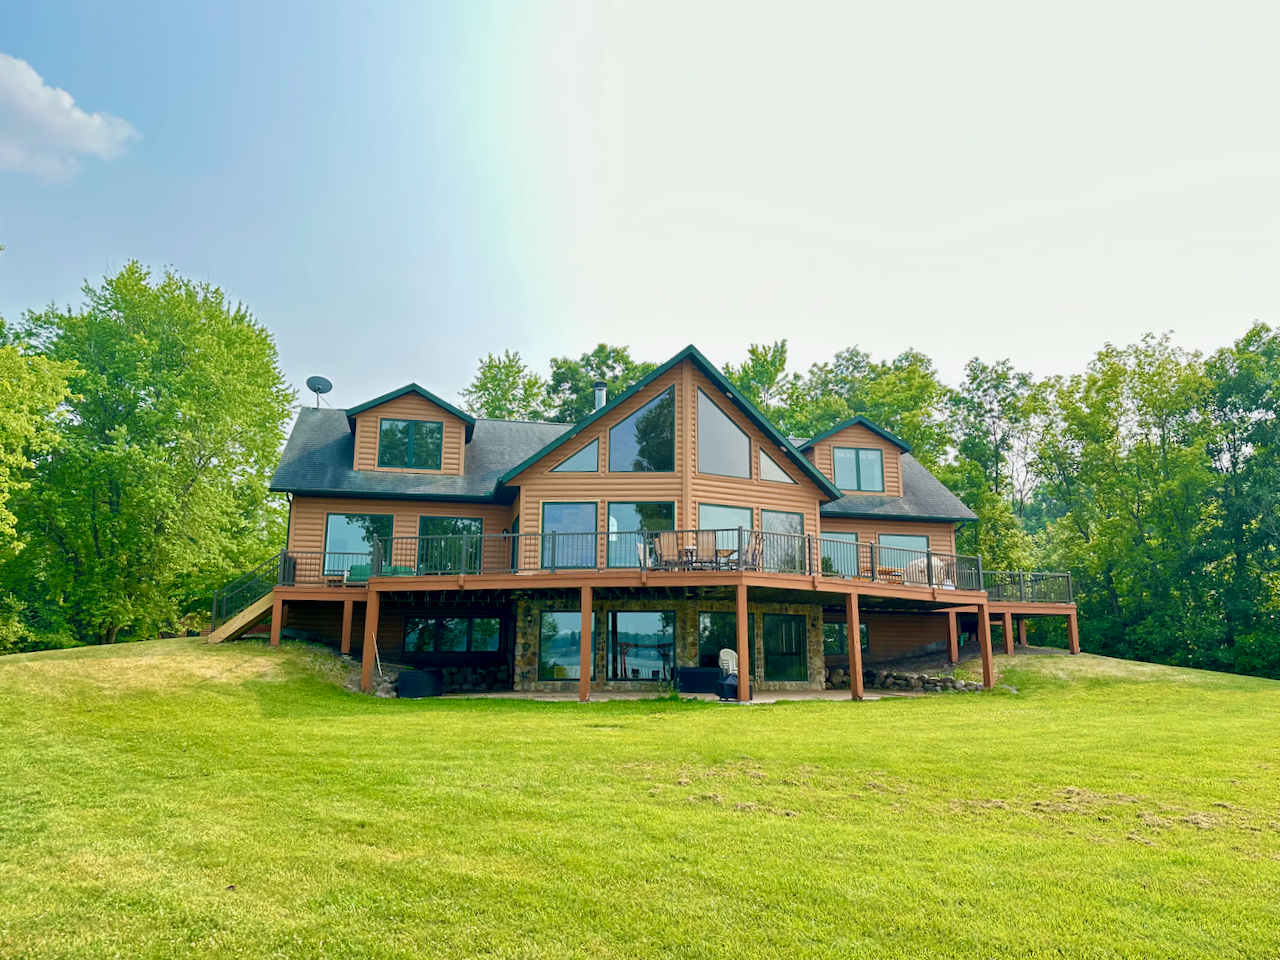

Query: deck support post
(578, 586), (593, 703)
(736, 581), (750, 703)
(1067, 610), (1080, 655)
(360, 590), (381, 693)
(946, 611), (959, 664)
(846, 591), (863, 700)
(269, 592), (283, 647)
(340, 599), (354, 655)
(281, 603), (290, 628)
(1002, 611), (1014, 656)
(976, 603), (995, 690)
(1017, 616), (1028, 647)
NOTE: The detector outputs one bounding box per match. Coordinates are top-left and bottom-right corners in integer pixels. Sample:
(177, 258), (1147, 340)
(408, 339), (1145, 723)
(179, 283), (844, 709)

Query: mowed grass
(1, 640), (1278, 959)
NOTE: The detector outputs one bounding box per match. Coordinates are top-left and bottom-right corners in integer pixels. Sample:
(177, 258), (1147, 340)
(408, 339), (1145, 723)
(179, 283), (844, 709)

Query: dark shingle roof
(269, 408), (571, 501)
(818, 454), (977, 523)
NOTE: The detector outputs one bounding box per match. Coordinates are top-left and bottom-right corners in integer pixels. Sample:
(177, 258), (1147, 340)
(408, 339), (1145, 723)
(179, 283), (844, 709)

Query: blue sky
(3, 1), (1279, 412)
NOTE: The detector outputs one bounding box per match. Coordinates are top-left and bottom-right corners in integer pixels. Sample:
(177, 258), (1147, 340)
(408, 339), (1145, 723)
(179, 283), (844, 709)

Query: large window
(763, 614), (808, 681)
(698, 611), (755, 672)
(878, 533), (929, 571)
(607, 502), (675, 567)
(699, 503), (754, 551)
(822, 621), (869, 656)
(418, 516), (483, 573)
(404, 616), (502, 654)
(697, 389), (750, 478)
(760, 449), (796, 484)
(379, 419), (443, 470)
(761, 510), (805, 573)
(542, 502), (598, 569)
(608, 611), (675, 682)
(552, 439), (599, 473)
(539, 611), (594, 680)
(833, 447), (884, 492)
(323, 513), (393, 575)
(820, 532), (860, 578)
(609, 388), (675, 472)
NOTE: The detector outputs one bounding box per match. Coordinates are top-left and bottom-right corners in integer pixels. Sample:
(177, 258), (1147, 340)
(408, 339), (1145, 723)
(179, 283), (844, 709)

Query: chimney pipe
(593, 380), (607, 411)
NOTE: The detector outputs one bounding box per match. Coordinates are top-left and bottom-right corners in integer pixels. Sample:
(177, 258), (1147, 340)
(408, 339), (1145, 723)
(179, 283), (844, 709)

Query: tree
(544, 344), (657, 423)
(460, 350), (548, 420)
(723, 341), (796, 417)
(8, 263), (293, 644)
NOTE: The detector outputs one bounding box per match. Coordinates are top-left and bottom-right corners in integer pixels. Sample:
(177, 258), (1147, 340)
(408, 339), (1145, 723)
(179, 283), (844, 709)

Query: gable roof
(270, 408), (569, 501)
(493, 345), (844, 500)
(818, 454), (976, 523)
(345, 383), (477, 441)
(798, 415), (912, 453)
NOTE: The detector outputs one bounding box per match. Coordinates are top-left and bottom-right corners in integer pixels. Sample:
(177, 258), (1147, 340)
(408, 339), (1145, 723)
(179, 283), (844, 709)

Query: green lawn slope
(1, 639), (1277, 959)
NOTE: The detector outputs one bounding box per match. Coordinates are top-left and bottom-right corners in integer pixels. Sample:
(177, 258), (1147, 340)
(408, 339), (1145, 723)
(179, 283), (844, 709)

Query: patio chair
(738, 532), (764, 571)
(635, 540), (651, 570)
(654, 531), (680, 570)
(346, 563), (372, 583)
(694, 529), (719, 569)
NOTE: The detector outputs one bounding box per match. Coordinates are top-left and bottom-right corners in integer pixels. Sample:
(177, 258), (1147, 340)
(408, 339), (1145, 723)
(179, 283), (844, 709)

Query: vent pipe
(593, 380), (607, 411)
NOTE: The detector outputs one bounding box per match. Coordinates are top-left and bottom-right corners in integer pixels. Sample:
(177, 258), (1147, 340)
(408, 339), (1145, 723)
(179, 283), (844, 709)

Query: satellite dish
(306, 376), (333, 408)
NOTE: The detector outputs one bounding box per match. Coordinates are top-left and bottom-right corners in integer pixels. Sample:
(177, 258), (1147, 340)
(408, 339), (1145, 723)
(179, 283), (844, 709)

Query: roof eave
(799, 415), (912, 453)
(344, 384), (476, 440)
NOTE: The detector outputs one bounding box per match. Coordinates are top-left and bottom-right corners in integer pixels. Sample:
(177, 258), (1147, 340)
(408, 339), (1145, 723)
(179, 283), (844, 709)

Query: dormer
(797, 416), (910, 498)
(345, 384), (476, 475)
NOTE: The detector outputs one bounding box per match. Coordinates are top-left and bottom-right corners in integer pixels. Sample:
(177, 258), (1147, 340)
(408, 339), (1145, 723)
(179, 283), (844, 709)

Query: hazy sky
(2, 1), (1278, 411)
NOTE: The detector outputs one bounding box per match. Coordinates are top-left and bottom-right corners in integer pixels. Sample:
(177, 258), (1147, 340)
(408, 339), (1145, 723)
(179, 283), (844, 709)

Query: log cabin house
(211, 345), (1079, 698)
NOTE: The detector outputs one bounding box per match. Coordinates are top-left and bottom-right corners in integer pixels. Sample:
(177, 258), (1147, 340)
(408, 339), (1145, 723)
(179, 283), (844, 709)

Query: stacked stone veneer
(513, 594), (826, 694)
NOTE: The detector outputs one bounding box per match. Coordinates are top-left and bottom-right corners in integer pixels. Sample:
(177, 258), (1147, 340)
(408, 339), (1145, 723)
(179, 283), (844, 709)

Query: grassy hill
(0, 639), (1277, 959)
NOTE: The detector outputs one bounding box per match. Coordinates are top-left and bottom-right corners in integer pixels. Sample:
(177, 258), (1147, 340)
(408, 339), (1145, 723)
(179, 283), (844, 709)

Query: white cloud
(0, 52), (138, 179)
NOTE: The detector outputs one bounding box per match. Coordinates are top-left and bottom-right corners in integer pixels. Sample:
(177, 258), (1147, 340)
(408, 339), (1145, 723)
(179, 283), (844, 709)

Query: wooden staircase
(207, 593), (274, 644)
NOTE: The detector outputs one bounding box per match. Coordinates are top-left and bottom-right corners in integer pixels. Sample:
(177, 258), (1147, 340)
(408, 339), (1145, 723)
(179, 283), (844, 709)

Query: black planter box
(675, 667), (722, 694)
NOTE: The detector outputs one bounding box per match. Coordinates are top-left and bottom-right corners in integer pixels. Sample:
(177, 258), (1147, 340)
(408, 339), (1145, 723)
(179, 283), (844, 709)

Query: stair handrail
(211, 550), (284, 629)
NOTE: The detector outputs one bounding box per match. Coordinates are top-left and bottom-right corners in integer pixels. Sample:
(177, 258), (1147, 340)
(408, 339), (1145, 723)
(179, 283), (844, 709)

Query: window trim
(833, 446), (885, 492)
(607, 610), (676, 682)
(540, 501), (599, 570)
(551, 437), (600, 473)
(607, 386), (676, 473)
(377, 417), (445, 471)
(696, 388), (751, 479)
(322, 512), (395, 555)
(606, 501), (677, 569)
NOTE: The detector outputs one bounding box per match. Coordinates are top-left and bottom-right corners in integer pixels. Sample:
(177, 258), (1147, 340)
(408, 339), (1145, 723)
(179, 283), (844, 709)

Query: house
(215, 345), (1078, 699)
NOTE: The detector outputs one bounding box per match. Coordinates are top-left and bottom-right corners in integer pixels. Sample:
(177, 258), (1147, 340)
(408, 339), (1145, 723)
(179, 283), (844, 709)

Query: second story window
(833, 447), (884, 492)
(609, 388), (675, 472)
(379, 418), (443, 470)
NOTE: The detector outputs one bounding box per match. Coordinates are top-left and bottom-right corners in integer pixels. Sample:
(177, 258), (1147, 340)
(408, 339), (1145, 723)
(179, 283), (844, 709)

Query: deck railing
(210, 551), (283, 629)
(273, 529), (986, 591)
(983, 570), (1073, 603)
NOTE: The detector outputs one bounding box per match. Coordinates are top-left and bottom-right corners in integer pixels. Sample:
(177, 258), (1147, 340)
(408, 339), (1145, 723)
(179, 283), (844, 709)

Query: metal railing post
(870, 544), (878, 582)
(738, 527), (745, 570)
(277, 548), (287, 585)
(976, 555), (985, 595)
(550, 533), (557, 572)
(1067, 572), (1074, 602)
(1019, 571), (1026, 602)
(460, 533), (469, 575)
(926, 550), (935, 587)
(372, 540), (383, 577)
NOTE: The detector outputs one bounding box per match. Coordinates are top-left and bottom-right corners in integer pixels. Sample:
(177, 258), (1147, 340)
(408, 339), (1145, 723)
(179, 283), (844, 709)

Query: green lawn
(0, 640), (1278, 959)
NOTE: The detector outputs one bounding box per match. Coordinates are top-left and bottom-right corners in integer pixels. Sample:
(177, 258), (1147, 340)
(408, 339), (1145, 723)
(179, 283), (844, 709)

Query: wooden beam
(579, 585), (593, 702)
(846, 591), (863, 700)
(1002, 611), (1014, 656)
(360, 590), (381, 693)
(946, 610), (958, 664)
(1017, 616), (1028, 647)
(976, 603), (995, 690)
(340, 599), (354, 655)
(269, 593), (283, 647)
(1067, 610), (1080, 655)
(736, 582), (750, 702)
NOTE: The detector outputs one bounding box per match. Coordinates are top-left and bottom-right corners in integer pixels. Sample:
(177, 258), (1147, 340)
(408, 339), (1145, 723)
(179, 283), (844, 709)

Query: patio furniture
(694, 530), (719, 568)
(346, 563), (372, 583)
(739, 532), (764, 571)
(675, 666), (720, 694)
(654, 531), (680, 570)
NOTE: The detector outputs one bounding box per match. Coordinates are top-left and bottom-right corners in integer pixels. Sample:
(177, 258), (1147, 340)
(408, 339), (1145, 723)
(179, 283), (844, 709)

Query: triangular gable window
(551, 438), (599, 473)
(697, 389), (751, 478)
(760, 449), (796, 484)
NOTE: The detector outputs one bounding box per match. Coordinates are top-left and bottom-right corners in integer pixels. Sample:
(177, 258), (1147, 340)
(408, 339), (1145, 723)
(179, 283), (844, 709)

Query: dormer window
(833, 447), (884, 492)
(379, 418), (443, 469)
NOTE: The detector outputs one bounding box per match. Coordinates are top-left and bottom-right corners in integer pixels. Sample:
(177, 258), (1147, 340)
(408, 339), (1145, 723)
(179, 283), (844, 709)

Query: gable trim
(345, 384), (476, 441)
(798, 416), (912, 453)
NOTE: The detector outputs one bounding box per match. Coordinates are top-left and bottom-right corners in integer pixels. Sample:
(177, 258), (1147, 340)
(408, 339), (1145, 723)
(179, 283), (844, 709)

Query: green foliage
(545, 344), (657, 423)
(459, 349), (548, 420)
(6, 263), (293, 645)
